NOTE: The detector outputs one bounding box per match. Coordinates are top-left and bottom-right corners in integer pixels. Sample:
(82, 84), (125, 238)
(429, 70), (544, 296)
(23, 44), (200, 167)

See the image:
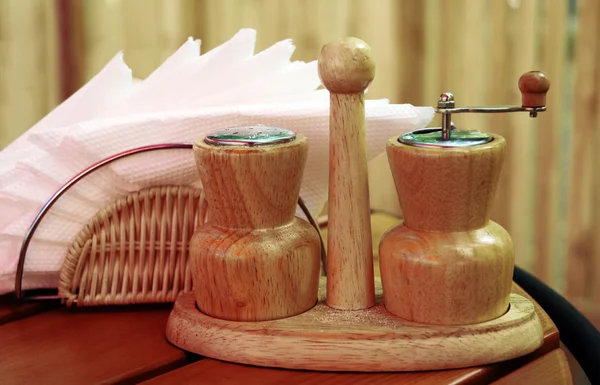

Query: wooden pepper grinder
(318, 38), (376, 310)
(380, 71), (550, 325)
(190, 126), (321, 322)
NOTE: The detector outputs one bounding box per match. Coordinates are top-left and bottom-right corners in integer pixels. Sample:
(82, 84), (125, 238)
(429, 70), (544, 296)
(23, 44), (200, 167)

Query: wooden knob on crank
(318, 38), (376, 311)
(518, 71), (551, 108)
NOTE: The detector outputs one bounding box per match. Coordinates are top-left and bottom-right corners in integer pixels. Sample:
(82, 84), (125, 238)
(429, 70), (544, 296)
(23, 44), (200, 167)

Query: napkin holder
(14, 143), (204, 305)
(164, 38), (547, 372)
(13, 143), (324, 306)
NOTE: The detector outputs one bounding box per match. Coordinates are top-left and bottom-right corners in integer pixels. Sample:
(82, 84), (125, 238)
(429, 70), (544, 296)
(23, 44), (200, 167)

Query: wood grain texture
(318, 38), (375, 310)
(0, 306), (191, 385)
(332, 212), (560, 351)
(151, 280), (559, 385)
(491, 349), (573, 385)
(386, 135), (506, 232)
(0, 295), (57, 325)
(190, 135), (321, 321)
(156, 213), (559, 384)
(380, 135), (513, 325)
(380, 221), (514, 325)
(149, 279), (558, 385)
(374, 213), (560, 353)
(143, 349), (571, 385)
(166, 276), (543, 372)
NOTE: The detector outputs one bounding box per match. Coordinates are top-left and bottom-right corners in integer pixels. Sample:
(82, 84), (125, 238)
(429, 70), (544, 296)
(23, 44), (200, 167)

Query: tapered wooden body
(190, 135), (321, 322)
(380, 134), (514, 325)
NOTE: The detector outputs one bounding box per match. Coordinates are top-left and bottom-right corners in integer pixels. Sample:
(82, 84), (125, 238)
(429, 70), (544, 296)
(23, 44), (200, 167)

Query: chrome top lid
(204, 125), (296, 146)
(399, 126), (493, 148)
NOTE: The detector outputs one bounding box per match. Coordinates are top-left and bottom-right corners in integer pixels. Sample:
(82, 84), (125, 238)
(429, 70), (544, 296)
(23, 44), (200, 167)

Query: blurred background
(0, 0), (597, 325)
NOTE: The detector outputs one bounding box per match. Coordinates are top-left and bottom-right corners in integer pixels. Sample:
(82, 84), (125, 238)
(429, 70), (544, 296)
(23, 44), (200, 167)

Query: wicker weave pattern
(58, 186), (207, 306)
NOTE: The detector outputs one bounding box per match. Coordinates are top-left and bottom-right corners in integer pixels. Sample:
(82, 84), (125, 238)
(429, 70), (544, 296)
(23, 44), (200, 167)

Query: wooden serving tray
(166, 277), (544, 372)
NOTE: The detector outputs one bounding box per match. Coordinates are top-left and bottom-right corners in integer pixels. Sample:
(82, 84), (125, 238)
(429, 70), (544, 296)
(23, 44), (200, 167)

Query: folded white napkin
(0, 29), (434, 294)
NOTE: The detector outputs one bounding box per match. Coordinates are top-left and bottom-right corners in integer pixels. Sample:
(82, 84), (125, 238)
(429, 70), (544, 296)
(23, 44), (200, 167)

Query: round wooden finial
(518, 71), (551, 108)
(318, 37), (376, 94)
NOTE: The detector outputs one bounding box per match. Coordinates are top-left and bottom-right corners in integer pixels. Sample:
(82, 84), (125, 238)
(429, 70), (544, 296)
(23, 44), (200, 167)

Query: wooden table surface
(0, 283), (573, 385)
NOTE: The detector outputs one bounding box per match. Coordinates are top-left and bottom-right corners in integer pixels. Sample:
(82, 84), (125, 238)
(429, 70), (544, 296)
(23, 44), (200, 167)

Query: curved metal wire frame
(14, 143), (327, 301)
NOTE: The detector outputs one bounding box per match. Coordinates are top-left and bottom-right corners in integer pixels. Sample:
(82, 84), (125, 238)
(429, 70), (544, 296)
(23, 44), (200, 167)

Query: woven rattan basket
(58, 185), (207, 306)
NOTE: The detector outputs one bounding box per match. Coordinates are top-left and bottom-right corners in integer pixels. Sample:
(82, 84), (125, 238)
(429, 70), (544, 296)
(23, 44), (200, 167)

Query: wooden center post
(318, 37), (376, 310)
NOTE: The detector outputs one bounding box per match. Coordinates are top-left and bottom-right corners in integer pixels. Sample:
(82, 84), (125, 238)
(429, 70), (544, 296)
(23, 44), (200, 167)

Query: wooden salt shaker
(318, 38), (376, 310)
(380, 72), (550, 325)
(190, 126), (321, 322)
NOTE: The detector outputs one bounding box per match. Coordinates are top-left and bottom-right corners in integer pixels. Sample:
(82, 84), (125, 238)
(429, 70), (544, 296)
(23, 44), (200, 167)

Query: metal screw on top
(438, 92), (455, 141)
